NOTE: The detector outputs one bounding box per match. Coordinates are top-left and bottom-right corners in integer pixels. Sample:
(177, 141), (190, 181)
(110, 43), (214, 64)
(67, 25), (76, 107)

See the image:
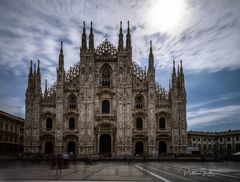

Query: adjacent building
(24, 22), (188, 158)
(188, 130), (240, 157)
(0, 111), (24, 155)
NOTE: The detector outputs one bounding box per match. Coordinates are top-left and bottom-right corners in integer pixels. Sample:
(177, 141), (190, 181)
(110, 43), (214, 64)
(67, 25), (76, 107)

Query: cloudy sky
(0, 0), (240, 131)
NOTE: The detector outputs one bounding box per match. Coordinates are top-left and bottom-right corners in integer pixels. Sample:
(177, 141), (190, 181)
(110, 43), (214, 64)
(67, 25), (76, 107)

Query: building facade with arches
(24, 22), (187, 158)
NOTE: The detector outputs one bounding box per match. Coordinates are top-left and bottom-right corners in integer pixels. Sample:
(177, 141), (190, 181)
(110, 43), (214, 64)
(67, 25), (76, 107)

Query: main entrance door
(159, 141), (167, 153)
(99, 134), (111, 157)
(68, 141), (76, 154)
(45, 141), (53, 154)
(135, 142), (144, 156)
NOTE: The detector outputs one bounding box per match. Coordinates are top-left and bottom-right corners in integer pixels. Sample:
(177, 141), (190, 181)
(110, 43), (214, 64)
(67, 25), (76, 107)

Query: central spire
(148, 40), (154, 70)
(59, 41), (64, 69)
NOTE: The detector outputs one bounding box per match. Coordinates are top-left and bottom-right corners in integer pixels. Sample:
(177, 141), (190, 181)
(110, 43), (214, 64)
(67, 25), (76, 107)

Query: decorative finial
(90, 21), (93, 33)
(37, 60), (40, 74)
(30, 60), (33, 73)
(34, 63), (36, 74)
(180, 60), (183, 74)
(173, 60), (176, 74)
(83, 21), (85, 33)
(126, 21), (131, 49)
(45, 79), (47, 92)
(60, 41), (63, 54)
(150, 40), (152, 52)
(120, 21), (123, 34)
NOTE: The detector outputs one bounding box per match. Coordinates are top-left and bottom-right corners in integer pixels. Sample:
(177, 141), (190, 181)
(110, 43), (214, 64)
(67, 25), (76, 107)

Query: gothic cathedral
(24, 22), (187, 158)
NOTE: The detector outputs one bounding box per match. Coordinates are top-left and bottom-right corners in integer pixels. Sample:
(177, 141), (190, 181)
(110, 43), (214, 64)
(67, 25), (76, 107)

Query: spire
(149, 40), (153, 60)
(34, 63), (36, 76)
(177, 64), (180, 76)
(126, 21), (131, 50)
(89, 21), (94, 50)
(60, 41), (63, 54)
(59, 41), (64, 69)
(169, 79), (171, 90)
(148, 40), (155, 84)
(180, 60), (183, 74)
(172, 60), (176, 74)
(179, 60), (186, 97)
(33, 63), (36, 91)
(27, 60), (33, 92)
(29, 60), (33, 75)
(172, 60), (177, 89)
(81, 21), (87, 50)
(118, 21), (123, 51)
(37, 59), (40, 75)
(44, 79), (48, 97)
(37, 59), (41, 86)
(34, 60), (41, 94)
(148, 40), (154, 69)
(57, 42), (65, 84)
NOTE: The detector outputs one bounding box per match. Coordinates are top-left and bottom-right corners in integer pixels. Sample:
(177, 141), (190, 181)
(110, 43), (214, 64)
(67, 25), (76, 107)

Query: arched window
(101, 65), (111, 86)
(135, 94), (144, 109)
(69, 118), (75, 130)
(136, 118), (143, 129)
(68, 95), (77, 109)
(46, 118), (52, 130)
(102, 100), (110, 113)
(159, 118), (165, 129)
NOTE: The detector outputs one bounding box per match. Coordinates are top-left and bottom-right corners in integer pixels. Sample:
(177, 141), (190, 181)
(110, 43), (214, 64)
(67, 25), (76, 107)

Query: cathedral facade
(24, 22), (187, 158)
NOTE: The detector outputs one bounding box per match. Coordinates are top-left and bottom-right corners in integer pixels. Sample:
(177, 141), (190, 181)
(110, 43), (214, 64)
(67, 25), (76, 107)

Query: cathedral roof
(95, 39), (117, 58)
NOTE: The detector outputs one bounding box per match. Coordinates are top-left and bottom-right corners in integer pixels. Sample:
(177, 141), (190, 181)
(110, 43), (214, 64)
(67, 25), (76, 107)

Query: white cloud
(0, 0), (240, 82)
(188, 91), (240, 110)
(188, 104), (240, 127)
(1, 0), (240, 121)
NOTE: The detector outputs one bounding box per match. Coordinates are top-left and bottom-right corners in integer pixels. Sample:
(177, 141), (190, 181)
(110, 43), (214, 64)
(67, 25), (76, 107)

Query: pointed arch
(135, 94), (144, 109)
(101, 64), (112, 86)
(68, 94), (77, 109)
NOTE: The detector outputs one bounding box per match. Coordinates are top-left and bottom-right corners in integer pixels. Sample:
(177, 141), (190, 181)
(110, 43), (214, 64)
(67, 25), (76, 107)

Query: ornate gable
(95, 39), (117, 59)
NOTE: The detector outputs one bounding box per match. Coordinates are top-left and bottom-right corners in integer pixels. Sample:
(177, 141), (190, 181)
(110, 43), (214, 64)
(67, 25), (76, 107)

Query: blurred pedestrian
(56, 154), (62, 175)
